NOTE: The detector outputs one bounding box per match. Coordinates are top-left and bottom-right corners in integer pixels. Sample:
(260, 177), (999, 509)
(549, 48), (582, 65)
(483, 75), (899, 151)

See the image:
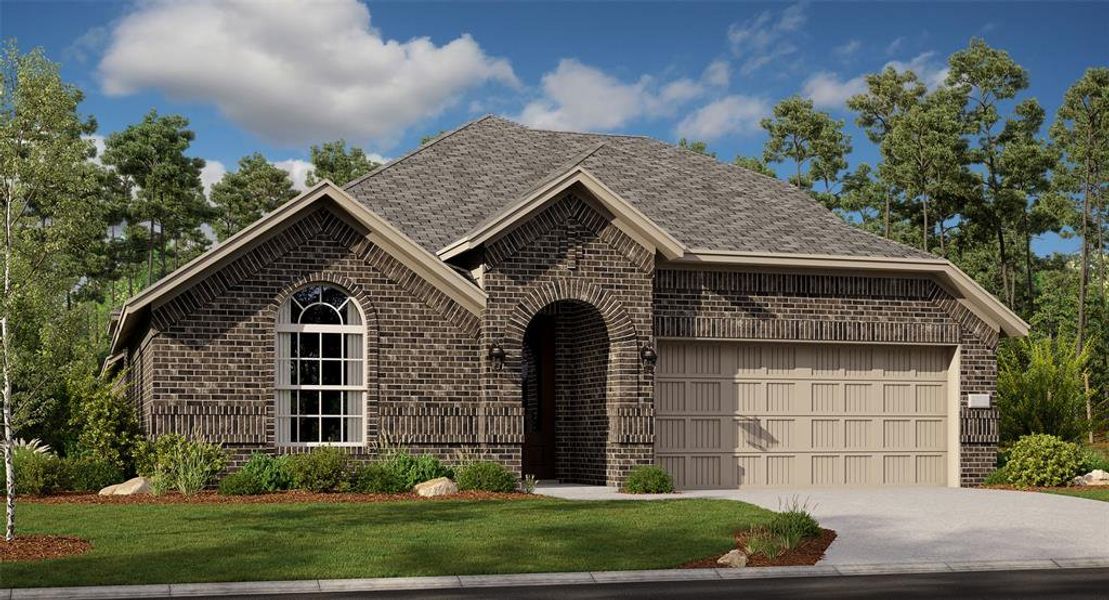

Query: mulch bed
(0, 535), (92, 562)
(23, 490), (536, 505)
(680, 528), (837, 569)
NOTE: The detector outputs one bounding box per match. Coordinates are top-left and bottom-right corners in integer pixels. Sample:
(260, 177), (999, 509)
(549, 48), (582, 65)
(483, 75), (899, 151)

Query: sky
(4, 0), (1107, 255)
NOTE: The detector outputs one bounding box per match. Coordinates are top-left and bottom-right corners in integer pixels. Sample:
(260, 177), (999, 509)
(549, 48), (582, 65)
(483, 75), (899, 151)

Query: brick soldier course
(109, 116), (1025, 488)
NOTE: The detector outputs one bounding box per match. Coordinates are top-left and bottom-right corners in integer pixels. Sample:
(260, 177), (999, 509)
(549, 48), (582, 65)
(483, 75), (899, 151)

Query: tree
(760, 96), (852, 203)
(0, 44), (107, 540)
(210, 153), (297, 240)
(304, 140), (379, 187)
(997, 335), (1096, 443)
(733, 155), (776, 177)
(102, 110), (207, 286)
(678, 138), (716, 158)
(847, 66), (927, 145)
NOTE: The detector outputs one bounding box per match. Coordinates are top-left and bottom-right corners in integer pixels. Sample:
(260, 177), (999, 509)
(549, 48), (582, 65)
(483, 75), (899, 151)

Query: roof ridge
(490, 114), (654, 141)
(343, 114), (497, 190)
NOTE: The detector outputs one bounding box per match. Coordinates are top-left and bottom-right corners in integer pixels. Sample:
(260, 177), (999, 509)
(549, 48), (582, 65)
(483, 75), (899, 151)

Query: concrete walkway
(537, 484), (1109, 565)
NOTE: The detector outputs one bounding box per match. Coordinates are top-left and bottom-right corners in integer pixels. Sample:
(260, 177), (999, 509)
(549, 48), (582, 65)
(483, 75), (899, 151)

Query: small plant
(134, 434), (228, 495)
(239, 453), (292, 492)
(1079, 446), (1109, 474)
(982, 465), (1011, 486)
(455, 461), (517, 492)
(745, 527), (787, 559)
(1006, 434), (1083, 487)
(218, 470), (265, 496)
(13, 438), (52, 455)
(286, 447), (349, 492)
(622, 465), (674, 494)
(377, 449), (453, 489)
(64, 455), (125, 492)
(351, 461), (409, 494)
(520, 474), (538, 494)
(767, 497), (821, 547)
(8, 448), (68, 496)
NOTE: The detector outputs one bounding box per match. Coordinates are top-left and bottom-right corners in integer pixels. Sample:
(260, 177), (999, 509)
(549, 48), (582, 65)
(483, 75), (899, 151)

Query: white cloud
(98, 0), (517, 146)
(517, 59), (704, 131)
(834, 40), (861, 58)
(727, 3), (807, 75)
(885, 37), (906, 56)
(273, 159), (313, 192)
(200, 160), (227, 195)
(703, 60), (730, 87)
(802, 72), (867, 109)
(676, 95), (770, 141)
(887, 51), (950, 89)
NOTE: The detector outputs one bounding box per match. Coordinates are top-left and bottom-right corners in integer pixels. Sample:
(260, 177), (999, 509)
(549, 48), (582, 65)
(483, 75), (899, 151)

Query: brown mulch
(680, 528), (837, 569)
(23, 490), (536, 505)
(0, 535), (92, 562)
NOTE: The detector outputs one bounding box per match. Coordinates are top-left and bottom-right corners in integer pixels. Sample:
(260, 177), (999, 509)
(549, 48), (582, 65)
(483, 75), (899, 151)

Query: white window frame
(274, 285), (366, 447)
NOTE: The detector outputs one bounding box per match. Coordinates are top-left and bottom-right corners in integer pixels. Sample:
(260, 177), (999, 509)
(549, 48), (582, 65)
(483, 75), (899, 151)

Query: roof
(345, 115), (932, 260)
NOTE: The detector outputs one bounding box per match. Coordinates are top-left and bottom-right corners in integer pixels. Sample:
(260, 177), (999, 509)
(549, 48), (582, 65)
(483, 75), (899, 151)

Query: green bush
(622, 466), (674, 494)
(134, 434), (227, 495)
(351, 462), (409, 494)
(7, 448), (68, 496)
(68, 371), (143, 475)
(767, 509), (821, 543)
(997, 336), (1093, 443)
(239, 453), (292, 492)
(745, 527), (787, 559)
(379, 450), (453, 489)
(218, 470), (265, 496)
(1006, 434), (1083, 487)
(1079, 447), (1109, 474)
(286, 447), (349, 492)
(455, 461), (517, 493)
(64, 455), (125, 492)
(983, 465), (1011, 485)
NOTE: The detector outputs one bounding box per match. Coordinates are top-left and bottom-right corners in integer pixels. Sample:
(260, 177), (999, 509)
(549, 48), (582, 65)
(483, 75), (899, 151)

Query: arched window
(275, 284), (364, 445)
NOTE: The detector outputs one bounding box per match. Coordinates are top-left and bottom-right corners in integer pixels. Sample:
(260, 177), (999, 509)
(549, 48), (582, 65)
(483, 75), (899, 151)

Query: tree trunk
(884, 195), (891, 239)
(1024, 210), (1035, 315)
(996, 221), (1013, 307)
(3, 187), (15, 542)
(1077, 154), (1092, 353)
(146, 219), (154, 289)
(921, 194), (929, 253)
(1086, 372), (1094, 445)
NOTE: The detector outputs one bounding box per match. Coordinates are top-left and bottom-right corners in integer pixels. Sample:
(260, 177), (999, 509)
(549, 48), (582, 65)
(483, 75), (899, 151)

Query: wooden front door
(522, 315), (557, 479)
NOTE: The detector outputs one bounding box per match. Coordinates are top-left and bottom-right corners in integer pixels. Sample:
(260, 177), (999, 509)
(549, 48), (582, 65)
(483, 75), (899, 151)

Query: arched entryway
(521, 300), (610, 484)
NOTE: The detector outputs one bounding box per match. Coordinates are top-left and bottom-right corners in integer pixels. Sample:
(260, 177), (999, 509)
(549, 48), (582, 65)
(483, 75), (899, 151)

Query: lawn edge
(5, 558), (1109, 599)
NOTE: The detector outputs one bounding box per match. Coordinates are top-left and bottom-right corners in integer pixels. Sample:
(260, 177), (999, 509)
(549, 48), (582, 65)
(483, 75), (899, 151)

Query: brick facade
(125, 190), (1000, 488)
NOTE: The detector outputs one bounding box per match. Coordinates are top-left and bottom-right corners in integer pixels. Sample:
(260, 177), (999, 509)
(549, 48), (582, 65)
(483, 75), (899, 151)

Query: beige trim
(672, 250), (1029, 338)
(948, 345), (963, 487)
(438, 167), (687, 261)
(109, 181), (486, 355)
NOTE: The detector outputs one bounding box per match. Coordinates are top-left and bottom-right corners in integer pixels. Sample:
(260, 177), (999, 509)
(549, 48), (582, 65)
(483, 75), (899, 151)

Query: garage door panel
(657, 341), (952, 489)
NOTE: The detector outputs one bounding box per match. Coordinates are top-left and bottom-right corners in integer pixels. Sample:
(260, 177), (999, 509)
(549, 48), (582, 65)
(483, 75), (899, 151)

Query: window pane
(276, 390), (294, 416)
(344, 391), (363, 416)
(294, 286), (320, 306)
(298, 390), (318, 415)
(321, 333), (342, 358)
(322, 360), (342, 386)
(299, 417), (319, 443)
(345, 359), (362, 390)
(298, 333), (319, 359)
(278, 416), (290, 444)
(344, 302), (362, 325)
(345, 417), (362, 443)
(322, 286), (347, 309)
(322, 418), (342, 443)
(321, 390), (342, 415)
(345, 334), (363, 359)
(299, 359), (319, 386)
(301, 304), (342, 324)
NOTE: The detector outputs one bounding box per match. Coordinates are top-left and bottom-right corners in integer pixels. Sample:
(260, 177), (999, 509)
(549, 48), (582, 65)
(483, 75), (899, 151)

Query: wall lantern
(488, 343), (506, 371)
(640, 344), (658, 370)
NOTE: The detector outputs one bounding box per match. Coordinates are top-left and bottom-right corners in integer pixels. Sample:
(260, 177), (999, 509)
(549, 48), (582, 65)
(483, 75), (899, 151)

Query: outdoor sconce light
(640, 344), (658, 370)
(488, 343), (506, 371)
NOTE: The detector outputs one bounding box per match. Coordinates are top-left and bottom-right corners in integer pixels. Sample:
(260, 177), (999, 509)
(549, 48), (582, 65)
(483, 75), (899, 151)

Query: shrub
(1079, 446), (1109, 474)
(767, 501), (821, 544)
(286, 447), (349, 492)
(6, 448), (68, 495)
(455, 461), (517, 493)
(622, 466), (674, 494)
(65, 455), (125, 492)
(379, 450), (453, 489)
(1006, 434), (1083, 487)
(983, 465), (1011, 486)
(351, 462), (409, 494)
(134, 434), (227, 495)
(745, 527), (787, 559)
(68, 371), (143, 475)
(218, 470), (265, 496)
(239, 453), (292, 492)
(997, 336), (1093, 443)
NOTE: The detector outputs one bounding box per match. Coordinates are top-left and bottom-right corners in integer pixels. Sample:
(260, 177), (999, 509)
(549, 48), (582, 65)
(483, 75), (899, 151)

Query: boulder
(1076, 469), (1109, 487)
(103, 477), (152, 496)
(414, 477), (458, 497)
(717, 549), (748, 568)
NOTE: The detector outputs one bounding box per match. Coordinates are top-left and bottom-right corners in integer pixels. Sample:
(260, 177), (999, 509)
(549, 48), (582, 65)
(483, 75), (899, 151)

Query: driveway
(537, 485), (1109, 565)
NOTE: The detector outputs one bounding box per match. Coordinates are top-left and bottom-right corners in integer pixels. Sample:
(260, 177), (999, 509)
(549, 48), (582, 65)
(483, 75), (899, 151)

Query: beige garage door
(655, 341), (954, 489)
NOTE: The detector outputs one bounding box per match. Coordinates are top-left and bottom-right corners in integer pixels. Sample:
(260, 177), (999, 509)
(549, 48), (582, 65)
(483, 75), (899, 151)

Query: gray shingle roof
(345, 115), (931, 260)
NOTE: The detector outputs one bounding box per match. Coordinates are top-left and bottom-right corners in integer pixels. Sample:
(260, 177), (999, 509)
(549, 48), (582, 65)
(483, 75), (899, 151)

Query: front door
(522, 315), (557, 479)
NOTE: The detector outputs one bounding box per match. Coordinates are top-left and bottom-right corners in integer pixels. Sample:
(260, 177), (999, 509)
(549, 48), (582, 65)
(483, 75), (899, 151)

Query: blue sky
(4, 1), (1107, 254)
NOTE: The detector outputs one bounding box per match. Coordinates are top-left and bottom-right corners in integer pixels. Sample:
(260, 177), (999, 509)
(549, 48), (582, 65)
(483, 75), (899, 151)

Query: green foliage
(133, 434), (227, 495)
(621, 466), (674, 494)
(768, 498), (821, 541)
(760, 96), (852, 196)
(378, 451), (453, 489)
(304, 139), (379, 186)
(8, 448), (68, 496)
(1005, 434), (1083, 487)
(744, 527), (787, 559)
(1079, 446), (1109, 473)
(998, 336), (1094, 442)
(68, 370), (142, 474)
(733, 155), (776, 177)
(286, 447), (349, 492)
(983, 465), (1011, 486)
(678, 138), (716, 158)
(351, 462), (410, 494)
(238, 453), (292, 492)
(454, 461), (517, 493)
(64, 455), (125, 492)
(218, 470), (265, 496)
(210, 153), (298, 240)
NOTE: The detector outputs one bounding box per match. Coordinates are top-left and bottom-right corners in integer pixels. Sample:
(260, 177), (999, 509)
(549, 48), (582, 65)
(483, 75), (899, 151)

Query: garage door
(655, 341), (954, 489)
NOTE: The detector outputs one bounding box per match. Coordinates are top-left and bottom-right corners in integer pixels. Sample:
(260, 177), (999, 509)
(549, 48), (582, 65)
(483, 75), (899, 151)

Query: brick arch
(506, 280), (640, 351)
(268, 273), (381, 449)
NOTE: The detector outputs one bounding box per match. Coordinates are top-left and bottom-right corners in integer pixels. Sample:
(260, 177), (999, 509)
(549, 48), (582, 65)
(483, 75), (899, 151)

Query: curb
(5, 557), (1109, 599)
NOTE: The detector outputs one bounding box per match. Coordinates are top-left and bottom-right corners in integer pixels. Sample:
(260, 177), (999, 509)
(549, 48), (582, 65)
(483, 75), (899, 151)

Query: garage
(655, 340), (957, 489)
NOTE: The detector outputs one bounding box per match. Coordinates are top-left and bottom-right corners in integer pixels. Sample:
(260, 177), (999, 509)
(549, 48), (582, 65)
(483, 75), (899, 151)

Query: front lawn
(1046, 487), (1109, 502)
(1, 497), (772, 588)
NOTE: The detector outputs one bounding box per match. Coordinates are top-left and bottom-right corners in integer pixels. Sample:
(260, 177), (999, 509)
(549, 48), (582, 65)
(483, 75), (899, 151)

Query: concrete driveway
(537, 485), (1109, 565)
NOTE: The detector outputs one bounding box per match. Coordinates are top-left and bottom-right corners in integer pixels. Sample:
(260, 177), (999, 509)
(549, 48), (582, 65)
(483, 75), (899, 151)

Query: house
(106, 116), (1027, 490)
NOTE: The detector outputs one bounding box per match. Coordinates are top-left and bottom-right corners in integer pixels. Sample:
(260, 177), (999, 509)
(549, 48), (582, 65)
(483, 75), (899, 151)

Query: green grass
(1046, 488), (1109, 502)
(1, 497), (771, 588)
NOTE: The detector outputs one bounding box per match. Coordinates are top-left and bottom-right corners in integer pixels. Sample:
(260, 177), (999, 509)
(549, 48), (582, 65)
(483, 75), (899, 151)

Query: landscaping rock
(414, 477), (458, 497)
(1073, 469), (1109, 487)
(717, 549), (748, 568)
(101, 477), (152, 496)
